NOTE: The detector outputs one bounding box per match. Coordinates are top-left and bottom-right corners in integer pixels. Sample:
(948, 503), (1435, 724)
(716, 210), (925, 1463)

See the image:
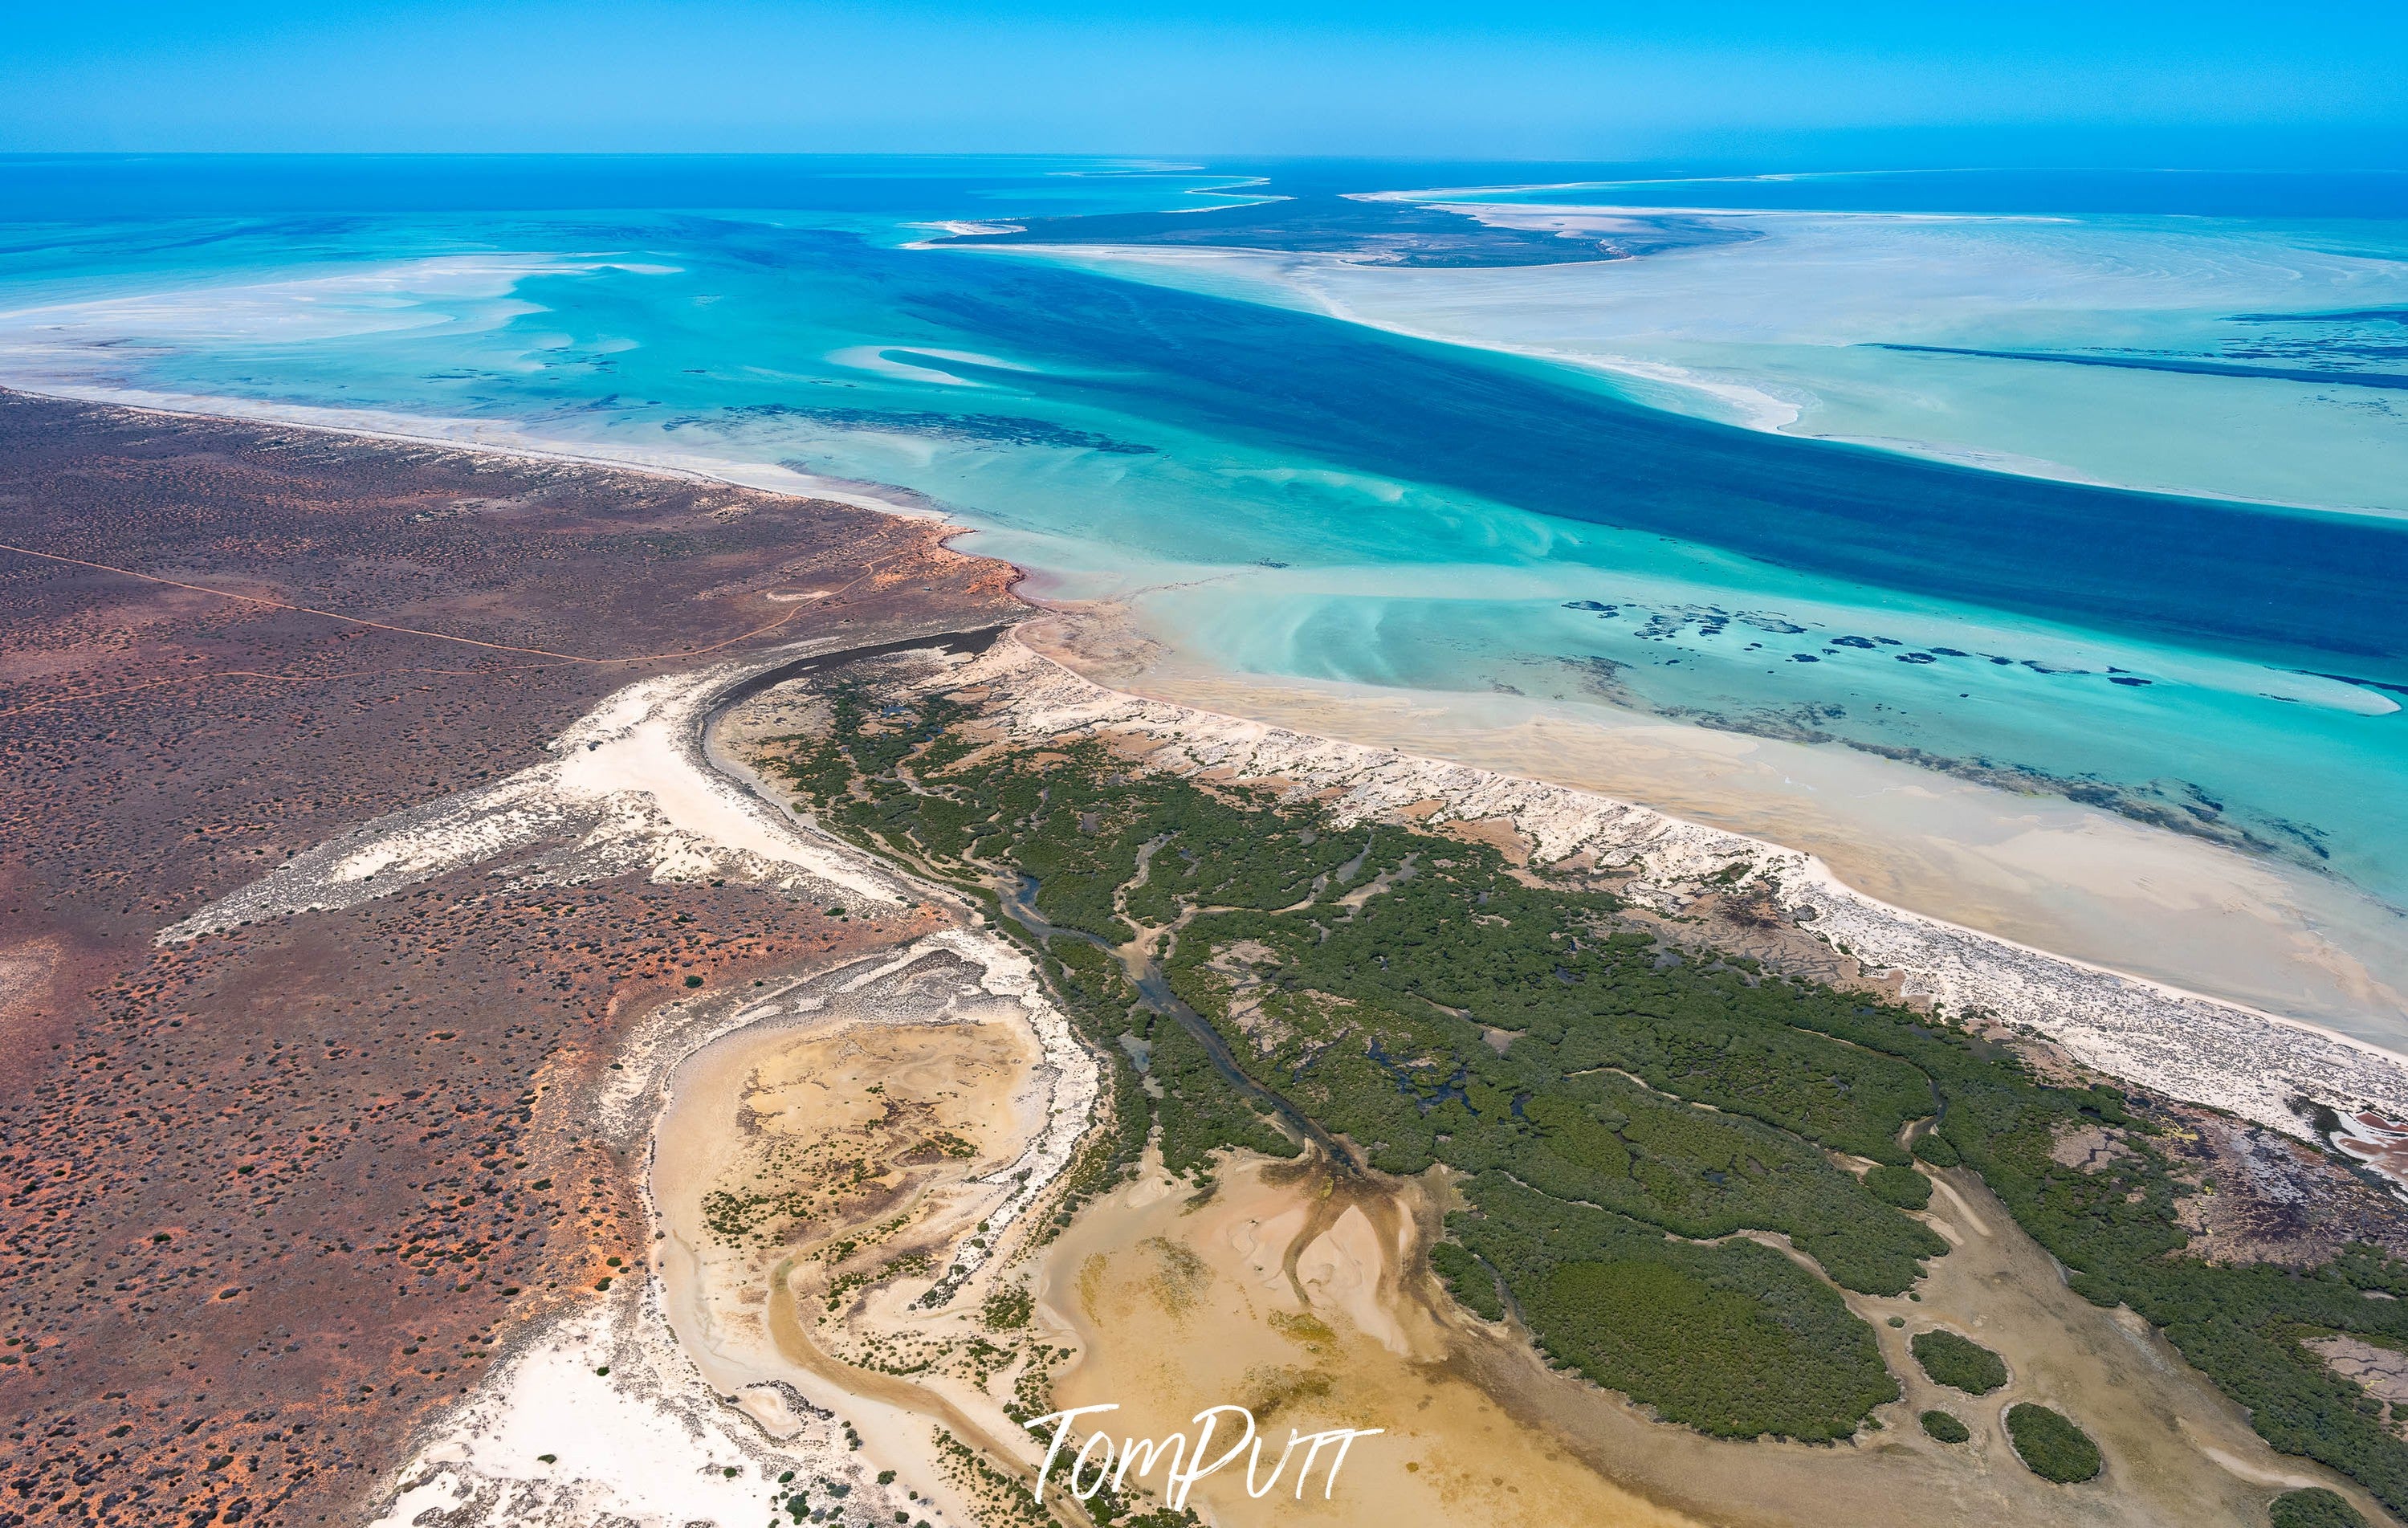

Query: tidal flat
(1037, 1155), (1695, 1528)
(665, 633), (2408, 1528)
(10, 157), (2405, 947)
(1035, 1151), (2341, 1527)
(649, 932), (1096, 1528)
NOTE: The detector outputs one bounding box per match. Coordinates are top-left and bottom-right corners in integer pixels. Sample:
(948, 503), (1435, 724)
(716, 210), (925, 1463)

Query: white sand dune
(160, 654), (909, 946)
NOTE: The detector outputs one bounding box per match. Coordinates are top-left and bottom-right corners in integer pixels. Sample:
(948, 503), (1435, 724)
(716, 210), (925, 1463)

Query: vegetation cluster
(2006, 1402), (2104, 1484)
(761, 678), (2408, 1506)
(2271, 1487), (2371, 1528)
(1909, 1329), (2008, 1395)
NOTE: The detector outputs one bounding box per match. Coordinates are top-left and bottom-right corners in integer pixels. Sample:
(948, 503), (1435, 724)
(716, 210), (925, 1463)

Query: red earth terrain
(0, 390), (1021, 1526)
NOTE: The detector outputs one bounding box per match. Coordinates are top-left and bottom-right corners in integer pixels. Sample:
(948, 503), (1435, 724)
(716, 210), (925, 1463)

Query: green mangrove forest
(758, 676), (2408, 1515)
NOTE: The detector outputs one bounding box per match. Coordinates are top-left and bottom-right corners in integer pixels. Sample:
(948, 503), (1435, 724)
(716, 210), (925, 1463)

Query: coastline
(0, 379), (959, 526)
(1028, 607), (2408, 1052)
(30, 379), (2406, 1082)
(327, 620), (2406, 1527)
(945, 630), (2408, 1134)
(14, 153), (2408, 1528)
(121, 526), (2406, 1522)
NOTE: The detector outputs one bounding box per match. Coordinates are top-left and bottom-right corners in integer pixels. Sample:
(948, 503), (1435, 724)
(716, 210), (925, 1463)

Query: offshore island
(6, 389), (2408, 1528)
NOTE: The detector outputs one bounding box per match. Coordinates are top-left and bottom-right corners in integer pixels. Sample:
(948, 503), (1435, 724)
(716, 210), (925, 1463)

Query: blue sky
(4, 0), (2406, 161)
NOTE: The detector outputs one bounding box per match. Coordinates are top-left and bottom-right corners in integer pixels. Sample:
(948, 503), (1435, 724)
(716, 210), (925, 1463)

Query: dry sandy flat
(651, 951), (1065, 1526)
(1027, 613), (2408, 1050)
(1038, 1158), (1698, 1528)
(1034, 1153), (2394, 1528)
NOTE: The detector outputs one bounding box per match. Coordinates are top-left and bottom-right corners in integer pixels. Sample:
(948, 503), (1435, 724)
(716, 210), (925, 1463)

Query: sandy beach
(1025, 606), (2408, 1053)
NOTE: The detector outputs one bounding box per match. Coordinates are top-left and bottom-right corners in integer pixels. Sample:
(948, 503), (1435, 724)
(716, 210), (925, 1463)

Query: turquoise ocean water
(2, 156), (2403, 919)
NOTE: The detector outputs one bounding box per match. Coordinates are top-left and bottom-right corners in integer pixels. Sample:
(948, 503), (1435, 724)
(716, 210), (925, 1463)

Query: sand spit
(164, 638), (1094, 1528)
(364, 1290), (832, 1528)
(932, 630), (2408, 1144)
(158, 646), (911, 945)
(371, 927), (1098, 1528)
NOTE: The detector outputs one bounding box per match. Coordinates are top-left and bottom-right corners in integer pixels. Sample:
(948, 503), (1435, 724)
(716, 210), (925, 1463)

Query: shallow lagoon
(1, 155), (2402, 968)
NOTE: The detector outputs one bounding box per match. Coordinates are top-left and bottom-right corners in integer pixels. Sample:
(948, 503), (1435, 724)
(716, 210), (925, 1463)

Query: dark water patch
(1366, 1039), (1473, 1114)
(1869, 342), (2408, 392)
(2300, 670), (2408, 700)
(2234, 308), (2408, 327)
(674, 401), (1155, 454)
(1738, 613), (1808, 634)
(934, 194), (1752, 269)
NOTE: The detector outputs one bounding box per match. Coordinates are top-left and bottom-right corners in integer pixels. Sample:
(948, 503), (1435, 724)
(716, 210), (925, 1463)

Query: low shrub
(2269, 1487), (2368, 1528)
(1864, 1163), (1933, 1208)
(1912, 1329), (2007, 1394)
(2007, 1403), (2101, 1483)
